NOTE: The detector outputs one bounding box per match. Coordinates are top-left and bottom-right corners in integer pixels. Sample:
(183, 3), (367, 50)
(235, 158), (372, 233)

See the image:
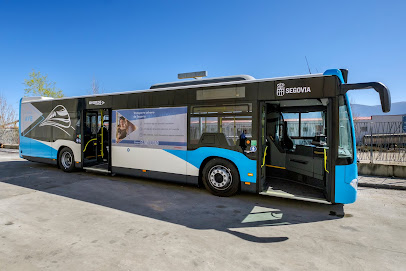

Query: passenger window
(190, 104), (252, 146)
(190, 117), (218, 144)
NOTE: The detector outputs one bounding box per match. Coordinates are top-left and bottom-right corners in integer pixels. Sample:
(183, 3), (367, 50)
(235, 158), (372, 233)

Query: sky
(0, 0), (405, 112)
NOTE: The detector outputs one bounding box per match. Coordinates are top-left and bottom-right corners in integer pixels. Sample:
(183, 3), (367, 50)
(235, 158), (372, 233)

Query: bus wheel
(202, 158), (239, 197)
(59, 147), (75, 172)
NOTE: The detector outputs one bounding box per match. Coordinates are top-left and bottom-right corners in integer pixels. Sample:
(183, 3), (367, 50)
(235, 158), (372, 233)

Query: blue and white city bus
(19, 69), (390, 204)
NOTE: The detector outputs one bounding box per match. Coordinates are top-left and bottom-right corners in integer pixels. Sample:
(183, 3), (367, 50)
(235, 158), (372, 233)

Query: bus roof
(22, 71), (342, 103)
(150, 75), (256, 89)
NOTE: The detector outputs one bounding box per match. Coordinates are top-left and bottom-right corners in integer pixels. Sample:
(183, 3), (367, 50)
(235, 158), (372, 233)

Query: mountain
(350, 102), (406, 117)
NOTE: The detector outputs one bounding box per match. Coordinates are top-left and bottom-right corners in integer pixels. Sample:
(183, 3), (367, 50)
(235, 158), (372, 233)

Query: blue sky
(0, 0), (405, 111)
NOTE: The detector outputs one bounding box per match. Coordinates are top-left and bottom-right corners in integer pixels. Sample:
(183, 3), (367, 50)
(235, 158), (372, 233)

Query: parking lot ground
(0, 150), (405, 271)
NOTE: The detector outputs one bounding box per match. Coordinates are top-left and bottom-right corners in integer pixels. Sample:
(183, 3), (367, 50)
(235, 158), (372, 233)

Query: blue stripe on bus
(19, 98), (22, 158)
(19, 136), (56, 159)
(165, 147), (257, 183)
(335, 93), (358, 204)
(323, 69), (345, 84)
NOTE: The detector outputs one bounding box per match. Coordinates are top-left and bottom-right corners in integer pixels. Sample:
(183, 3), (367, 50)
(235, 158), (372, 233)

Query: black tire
(58, 147), (75, 172)
(202, 158), (240, 197)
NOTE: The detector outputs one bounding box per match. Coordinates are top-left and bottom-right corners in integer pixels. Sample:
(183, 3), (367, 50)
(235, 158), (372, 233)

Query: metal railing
(354, 121), (406, 164)
(0, 128), (19, 145)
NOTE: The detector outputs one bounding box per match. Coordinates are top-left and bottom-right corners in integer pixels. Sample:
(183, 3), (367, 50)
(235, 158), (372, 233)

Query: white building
(354, 114), (406, 143)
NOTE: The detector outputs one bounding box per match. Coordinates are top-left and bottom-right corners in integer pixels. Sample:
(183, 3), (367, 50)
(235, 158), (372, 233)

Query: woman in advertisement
(116, 115), (136, 143)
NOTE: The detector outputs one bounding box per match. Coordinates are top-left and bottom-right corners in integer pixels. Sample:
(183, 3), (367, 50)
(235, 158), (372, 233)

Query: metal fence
(0, 128), (19, 145)
(354, 121), (406, 164)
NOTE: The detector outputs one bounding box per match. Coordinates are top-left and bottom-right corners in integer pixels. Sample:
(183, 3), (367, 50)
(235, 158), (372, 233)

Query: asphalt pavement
(0, 149), (405, 270)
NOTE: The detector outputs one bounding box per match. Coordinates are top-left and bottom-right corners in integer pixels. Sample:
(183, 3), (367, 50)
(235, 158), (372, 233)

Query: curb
(358, 182), (406, 191)
(358, 163), (406, 179)
(0, 144), (19, 149)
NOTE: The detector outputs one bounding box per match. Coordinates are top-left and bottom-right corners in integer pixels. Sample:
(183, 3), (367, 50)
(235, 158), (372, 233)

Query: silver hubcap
(61, 151), (72, 169)
(208, 165), (232, 190)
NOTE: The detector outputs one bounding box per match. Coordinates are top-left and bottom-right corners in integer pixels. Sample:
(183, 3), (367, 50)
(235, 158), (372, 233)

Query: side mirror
(341, 82), (391, 113)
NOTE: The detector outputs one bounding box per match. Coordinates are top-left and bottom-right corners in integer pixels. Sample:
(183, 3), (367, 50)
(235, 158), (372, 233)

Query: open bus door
(82, 109), (111, 173)
(259, 99), (332, 204)
(258, 102), (267, 192)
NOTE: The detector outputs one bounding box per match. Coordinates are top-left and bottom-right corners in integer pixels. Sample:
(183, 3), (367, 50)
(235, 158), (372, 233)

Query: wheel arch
(52, 140), (82, 166)
(57, 145), (71, 158)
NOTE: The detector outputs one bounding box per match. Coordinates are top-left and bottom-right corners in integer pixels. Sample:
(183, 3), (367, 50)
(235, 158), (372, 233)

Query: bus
(19, 69), (390, 204)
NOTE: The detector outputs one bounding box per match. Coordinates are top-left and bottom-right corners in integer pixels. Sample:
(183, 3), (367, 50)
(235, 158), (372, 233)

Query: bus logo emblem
(89, 100), (105, 106)
(277, 83), (311, 96)
(277, 83), (285, 97)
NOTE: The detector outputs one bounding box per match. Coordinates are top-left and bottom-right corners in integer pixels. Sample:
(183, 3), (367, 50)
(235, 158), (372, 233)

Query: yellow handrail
(324, 148), (329, 173)
(83, 138), (96, 153)
(261, 146), (268, 168)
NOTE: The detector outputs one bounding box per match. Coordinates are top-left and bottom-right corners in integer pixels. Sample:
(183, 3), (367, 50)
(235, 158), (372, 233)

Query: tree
(0, 94), (17, 128)
(23, 70), (64, 98)
(88, 78), (103, 95)
(91, 78), (101, 94)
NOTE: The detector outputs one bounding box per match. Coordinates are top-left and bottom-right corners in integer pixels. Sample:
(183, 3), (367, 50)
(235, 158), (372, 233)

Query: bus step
(261, 177), (330, 204)
(259, 190), (330, 204)
(83, 167), (111, 174)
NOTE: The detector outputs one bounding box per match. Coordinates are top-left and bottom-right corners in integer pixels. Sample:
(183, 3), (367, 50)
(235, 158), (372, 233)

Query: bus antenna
(305, 56), (312, 74)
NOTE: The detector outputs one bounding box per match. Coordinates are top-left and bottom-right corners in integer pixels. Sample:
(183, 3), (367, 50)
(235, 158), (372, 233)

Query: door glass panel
(338, 96), (354, 159)
(84, 112), (98, 161)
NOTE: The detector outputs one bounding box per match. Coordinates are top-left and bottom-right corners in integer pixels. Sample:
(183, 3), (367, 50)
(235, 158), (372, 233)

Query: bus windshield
(338, 96), (354, 160)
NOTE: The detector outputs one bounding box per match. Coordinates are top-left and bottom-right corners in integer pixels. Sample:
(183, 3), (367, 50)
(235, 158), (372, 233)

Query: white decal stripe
(111, 146), (198, 176)
(22, 116), (44, 136)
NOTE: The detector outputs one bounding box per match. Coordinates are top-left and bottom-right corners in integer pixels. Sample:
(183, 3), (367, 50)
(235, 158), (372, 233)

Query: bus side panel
(19, 99), (23, 158)
(110, 147), (257, 190)
(166, 147), (257, 185)
(111, 146), (188, 182)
